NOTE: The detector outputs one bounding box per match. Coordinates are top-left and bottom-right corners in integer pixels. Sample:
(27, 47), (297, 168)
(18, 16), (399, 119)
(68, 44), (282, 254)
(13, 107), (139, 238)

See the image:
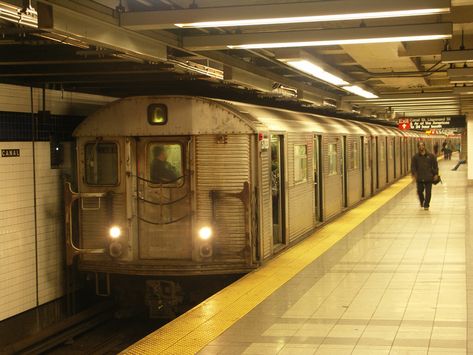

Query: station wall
(0, 84), (113, 321)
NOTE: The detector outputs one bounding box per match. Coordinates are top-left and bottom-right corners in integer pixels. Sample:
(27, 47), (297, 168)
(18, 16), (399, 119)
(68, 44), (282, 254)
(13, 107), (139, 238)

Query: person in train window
(411, 141), (439, 211)
(150, 145), (179, 183)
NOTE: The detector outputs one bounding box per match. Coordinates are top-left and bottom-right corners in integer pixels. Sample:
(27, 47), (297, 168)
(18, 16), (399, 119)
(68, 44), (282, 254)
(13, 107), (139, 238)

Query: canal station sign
(399, 115), (466, 130)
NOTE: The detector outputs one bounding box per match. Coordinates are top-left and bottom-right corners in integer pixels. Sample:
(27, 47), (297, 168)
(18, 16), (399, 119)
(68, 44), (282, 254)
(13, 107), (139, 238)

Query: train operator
(150, 145), (179, 183)
(411, 141), (439, 211)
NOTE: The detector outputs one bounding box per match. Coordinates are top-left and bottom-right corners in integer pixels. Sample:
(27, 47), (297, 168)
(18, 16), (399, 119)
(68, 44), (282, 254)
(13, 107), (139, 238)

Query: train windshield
(147, 142), (183, 185)
(85, 142), (118, 185)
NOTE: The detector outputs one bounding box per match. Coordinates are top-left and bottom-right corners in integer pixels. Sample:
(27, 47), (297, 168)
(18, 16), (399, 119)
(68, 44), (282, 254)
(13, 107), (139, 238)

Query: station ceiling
(1, 0), (473, 119)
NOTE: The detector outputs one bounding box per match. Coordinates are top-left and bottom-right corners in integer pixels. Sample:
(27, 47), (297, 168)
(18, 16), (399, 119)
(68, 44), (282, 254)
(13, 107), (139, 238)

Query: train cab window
(85, 142), (118, 185)
(328, 143), (338, 175)
(148, 143), (183, 186)
(294, 144), (308, 183)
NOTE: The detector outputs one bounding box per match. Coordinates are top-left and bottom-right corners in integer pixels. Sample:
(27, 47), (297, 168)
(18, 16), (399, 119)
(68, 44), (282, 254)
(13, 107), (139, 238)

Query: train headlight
(198, 226), (213, 240)
(109, 226), (122, 239)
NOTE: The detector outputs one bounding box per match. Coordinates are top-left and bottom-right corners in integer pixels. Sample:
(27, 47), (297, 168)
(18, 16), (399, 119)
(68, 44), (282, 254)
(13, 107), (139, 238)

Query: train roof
(74, 95), (420, 138)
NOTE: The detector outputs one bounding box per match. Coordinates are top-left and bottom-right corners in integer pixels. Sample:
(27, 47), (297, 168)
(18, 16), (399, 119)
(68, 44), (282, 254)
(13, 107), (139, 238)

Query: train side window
(294, 144), (308, 183)
(349, 140), (359, 170)
(353, 140), (359, 169)
(364, 141), (370, 170)
(85, 142), (119, 185)
(328, 143), (338, 175)
(379, 140), (385, 162)
(388, 140), (394, 160)
(148, 143), (183, 186)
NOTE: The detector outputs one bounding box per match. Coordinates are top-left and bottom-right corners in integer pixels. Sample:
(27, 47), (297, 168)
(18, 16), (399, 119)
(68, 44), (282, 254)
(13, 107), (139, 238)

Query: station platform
(123, 156), (469, 355)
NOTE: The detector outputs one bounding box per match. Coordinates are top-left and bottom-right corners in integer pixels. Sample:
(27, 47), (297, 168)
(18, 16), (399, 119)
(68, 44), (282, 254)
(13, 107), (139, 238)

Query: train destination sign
(1, 149), (20, 157)
(404, 115), (466, 130)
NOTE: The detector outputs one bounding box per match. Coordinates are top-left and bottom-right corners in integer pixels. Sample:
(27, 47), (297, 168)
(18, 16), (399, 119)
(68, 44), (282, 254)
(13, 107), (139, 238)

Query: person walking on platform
(411, 141), (439, 210)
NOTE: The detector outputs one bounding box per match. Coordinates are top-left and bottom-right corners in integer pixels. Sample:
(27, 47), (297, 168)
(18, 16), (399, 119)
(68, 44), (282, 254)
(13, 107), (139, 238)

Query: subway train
(65, 95), (444, 297)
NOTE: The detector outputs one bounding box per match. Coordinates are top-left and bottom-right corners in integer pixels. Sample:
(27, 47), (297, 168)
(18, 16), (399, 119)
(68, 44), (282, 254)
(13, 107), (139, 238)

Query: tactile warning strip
(122, 176), (413, 355)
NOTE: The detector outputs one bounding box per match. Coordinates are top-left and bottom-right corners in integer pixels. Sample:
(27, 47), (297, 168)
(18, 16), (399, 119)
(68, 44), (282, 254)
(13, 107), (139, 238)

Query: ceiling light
(453, 86), (473, 95)
(447, 68), (473, 77)
(343, 85), (379, 99)
(121, 0), (450, 30)
(286, 60), (349, 86)
(441, 50), (473, 64)
(0, 1), (38, 28)
(228, 35), (450, 50)
(450, 77), (473, 84)
(183, 23), (452, 51)
(175, 9), (448, 28)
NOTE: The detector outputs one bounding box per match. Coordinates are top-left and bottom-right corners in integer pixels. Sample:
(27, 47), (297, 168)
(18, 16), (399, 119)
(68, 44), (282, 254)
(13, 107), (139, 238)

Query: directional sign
(398, 119), (410, 130)
(405, 115), (466, 130)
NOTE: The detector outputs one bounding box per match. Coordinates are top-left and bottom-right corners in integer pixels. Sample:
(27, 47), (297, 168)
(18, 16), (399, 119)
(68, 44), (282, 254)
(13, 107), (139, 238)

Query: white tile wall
(0, 142), (65, 321)
(0, 142), (36, 321)
(35, 143), (65, 305)
(0, 83), (114, 116)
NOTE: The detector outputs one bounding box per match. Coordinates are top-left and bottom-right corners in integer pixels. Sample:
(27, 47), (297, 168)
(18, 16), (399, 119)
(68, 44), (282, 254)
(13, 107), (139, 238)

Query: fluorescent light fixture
(228, 35), (449, 50)
(121, 0), (450, 30)
(171, 59), (224, 80)
(343, 85), (379, 99)
(447, 68), (473, 77)
(175, 9), (448, 28)
(286, 60), (349, 86)
(0, 2), (37, 28)
(450, 77), (473, 84)
(183, 23), (452, 51)
(441, 50), (473, 64)
(453, 86), (473, 95)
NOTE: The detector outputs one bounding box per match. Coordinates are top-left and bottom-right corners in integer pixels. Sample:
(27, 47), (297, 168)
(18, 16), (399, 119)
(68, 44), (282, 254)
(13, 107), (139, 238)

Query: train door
(385, 137), (389, 183)
(136, 137), (192, 259)
(399, 138), (404, 176)
(342, 136), (348, 208)
(390, 137), (399, 180)
(270, 135), (286, 248)
(361, 136), (366, 198)
(313, 135), (322, 223)
(374, 137), (379, 190)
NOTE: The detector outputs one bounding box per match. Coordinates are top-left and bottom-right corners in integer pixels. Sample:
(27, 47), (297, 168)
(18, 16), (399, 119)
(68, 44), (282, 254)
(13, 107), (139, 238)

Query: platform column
(468, 113), (473, 182)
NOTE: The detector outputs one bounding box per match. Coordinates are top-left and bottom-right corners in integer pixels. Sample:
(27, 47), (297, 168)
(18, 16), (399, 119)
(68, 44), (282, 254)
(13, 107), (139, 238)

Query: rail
(64, 182), (107, 266)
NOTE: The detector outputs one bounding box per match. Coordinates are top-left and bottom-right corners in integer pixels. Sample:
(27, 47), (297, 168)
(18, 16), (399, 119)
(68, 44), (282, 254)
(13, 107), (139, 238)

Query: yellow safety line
(122, 176), (413, 355)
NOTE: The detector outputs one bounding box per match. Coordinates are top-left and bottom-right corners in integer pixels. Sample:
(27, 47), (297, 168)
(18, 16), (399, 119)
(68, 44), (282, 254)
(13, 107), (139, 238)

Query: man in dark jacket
(150, 145), (179, 184)
(411, 141), (439, 210)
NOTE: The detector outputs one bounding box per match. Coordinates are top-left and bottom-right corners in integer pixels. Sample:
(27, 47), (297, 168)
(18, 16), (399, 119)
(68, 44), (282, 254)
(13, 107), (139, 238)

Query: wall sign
(404, 115), (466, 130)
(398, 119), (410, 130)
(1, 149), (20, 157)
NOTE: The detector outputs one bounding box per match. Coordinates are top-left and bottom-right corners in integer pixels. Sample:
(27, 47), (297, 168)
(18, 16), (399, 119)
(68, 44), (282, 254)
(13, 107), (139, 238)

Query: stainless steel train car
(65, 95), (442, 284)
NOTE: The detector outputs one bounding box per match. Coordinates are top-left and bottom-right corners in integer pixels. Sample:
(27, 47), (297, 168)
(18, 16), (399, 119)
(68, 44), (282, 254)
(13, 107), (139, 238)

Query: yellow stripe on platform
(122, 176), (414, 355)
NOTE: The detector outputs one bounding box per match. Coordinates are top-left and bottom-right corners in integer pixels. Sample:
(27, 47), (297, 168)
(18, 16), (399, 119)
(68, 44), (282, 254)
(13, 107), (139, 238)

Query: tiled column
(467, 113), (473, 182)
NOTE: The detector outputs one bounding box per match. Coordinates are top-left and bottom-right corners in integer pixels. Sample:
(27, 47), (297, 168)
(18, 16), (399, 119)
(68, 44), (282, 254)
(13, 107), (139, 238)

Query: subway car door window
(85, 142), (118, 185)
(148, 143), (183, 186)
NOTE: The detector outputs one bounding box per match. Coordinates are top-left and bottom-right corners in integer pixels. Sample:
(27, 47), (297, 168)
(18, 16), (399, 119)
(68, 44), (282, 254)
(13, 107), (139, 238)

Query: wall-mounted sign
(1, 149), (20, 157)
(398, 119), (410, 130)
(404, 115), (466, 130)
